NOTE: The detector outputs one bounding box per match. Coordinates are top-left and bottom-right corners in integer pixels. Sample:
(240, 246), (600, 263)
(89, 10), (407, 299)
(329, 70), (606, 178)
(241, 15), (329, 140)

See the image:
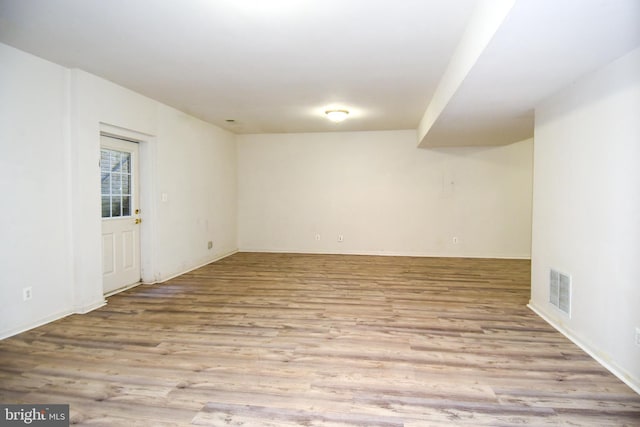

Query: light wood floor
(1, 252), (639, 426)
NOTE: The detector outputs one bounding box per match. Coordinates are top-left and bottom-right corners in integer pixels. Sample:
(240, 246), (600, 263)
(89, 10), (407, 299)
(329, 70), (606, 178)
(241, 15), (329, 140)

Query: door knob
(135, 218), (142, 224)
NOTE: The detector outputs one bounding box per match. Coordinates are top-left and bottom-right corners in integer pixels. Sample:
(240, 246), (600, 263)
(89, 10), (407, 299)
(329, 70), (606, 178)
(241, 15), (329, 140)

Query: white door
(100, 135), (141, 294)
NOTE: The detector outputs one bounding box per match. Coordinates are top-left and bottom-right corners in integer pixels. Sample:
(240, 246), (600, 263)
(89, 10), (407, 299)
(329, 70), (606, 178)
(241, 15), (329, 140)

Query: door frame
(99, 122), (157, 286)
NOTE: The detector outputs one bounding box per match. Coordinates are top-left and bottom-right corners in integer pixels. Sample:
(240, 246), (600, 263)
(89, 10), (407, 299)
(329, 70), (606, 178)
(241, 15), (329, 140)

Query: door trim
(99, 122), (157, 287)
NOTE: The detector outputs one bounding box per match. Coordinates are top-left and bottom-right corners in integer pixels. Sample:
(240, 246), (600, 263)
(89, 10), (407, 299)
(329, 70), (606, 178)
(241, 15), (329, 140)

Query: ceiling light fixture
(325, 109), (349, 123)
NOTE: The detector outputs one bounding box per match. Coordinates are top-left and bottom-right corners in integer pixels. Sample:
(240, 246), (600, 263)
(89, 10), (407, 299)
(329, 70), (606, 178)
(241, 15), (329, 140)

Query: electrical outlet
(338, 234), (344, 243)
(453, 236), (459, 244)
(23, 287), (32, 301)
(315, 234), (321, 241)
(207, 241), (213, 250)
(635, 328), (640, 347)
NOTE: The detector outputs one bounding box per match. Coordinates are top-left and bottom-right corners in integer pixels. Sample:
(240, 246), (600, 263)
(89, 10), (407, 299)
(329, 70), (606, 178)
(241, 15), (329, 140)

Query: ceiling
(1, 0), (639, 144)
(419, 0), (640, 147)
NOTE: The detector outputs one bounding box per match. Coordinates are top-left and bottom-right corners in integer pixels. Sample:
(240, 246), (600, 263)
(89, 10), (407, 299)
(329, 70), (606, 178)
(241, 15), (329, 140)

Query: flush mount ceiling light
(325, 109), (349, 123)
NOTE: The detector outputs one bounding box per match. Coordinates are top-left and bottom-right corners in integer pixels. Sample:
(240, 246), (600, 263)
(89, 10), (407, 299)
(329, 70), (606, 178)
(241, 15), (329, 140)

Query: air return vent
(550, 269), (571, 316)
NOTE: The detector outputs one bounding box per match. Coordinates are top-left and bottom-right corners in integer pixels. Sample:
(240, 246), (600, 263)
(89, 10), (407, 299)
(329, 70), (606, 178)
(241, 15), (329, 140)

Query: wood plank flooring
(1, 252), (639, 426)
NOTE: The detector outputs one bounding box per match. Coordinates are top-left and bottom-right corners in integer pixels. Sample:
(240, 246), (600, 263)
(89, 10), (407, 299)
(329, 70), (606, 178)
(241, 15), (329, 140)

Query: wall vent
(550, 268), (571, 316)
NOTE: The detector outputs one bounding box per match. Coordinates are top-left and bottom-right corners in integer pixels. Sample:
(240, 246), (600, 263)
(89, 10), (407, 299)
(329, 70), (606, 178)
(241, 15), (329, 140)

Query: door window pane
(121, 176), (130, 194)
(101, 196), (111, 217)
(112, 174), (122, 195)
(101, 151), (110, 173)
(120, 154), (130, 173)
(101, 173), (110, 195)
(111, 152), (121, 172)
(101, 148), (133, 218)
(122, 196), (131, 216)
(111, 197), (121, 217)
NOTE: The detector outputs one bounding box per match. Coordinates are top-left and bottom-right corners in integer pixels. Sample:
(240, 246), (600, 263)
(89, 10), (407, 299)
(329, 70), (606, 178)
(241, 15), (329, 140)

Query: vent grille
(550, 269), (571, 315)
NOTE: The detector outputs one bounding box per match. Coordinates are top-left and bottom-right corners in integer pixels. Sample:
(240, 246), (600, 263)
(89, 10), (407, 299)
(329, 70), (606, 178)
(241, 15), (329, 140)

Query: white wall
(238, 131), (533, 258)
(0, 44), (238, 338)
(0, 43), (74, 336)
(69, 69), (159, 312)
(530, 47), (640, 392)
(155, 104), (237, 279)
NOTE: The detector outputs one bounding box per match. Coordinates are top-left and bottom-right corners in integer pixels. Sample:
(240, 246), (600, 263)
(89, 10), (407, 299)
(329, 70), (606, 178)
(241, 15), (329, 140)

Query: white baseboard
(147, 249), (239, 284)
(1, 298), (108, 341)
(238, 247), (531, 260)
(0, 251), (240, 340)
(0, 308), (74, 340)
(74, 299), (107, 314)
(528, 302), (640, 395)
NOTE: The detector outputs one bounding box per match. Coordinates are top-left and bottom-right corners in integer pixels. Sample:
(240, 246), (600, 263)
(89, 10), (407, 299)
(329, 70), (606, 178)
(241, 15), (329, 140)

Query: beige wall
(238, 131), (533, 258)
